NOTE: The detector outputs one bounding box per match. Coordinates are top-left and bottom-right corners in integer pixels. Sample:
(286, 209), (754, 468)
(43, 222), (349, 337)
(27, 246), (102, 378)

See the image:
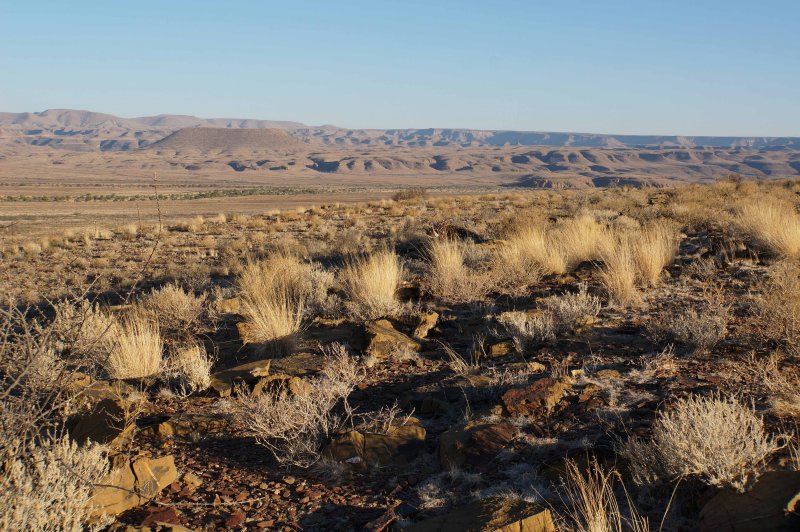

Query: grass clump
(737, 198), (800, 258)
(105, 317), (163, 380)
(342, 249), (404, 320)
(427, 238), (489, 303)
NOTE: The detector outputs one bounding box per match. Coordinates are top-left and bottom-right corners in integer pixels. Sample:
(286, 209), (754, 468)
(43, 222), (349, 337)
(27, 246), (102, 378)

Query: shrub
(753, 261), (800, 354)
(105, 317), (163, 380)
(0, 433), (111, 532)
(737, 198), (800, 258)
(648, 292), (731, 354)
(139, 284), (206, 341)
(392, 187), (428, 202)
(342, 249), (404, 320)
(498, 311), (555, 352)
(51, 299), (117, 368)
(170, 344), (214, 393)
(542, 283), (601, 333)
(221, 343), (361, 467)
(620, 393), (780, 491)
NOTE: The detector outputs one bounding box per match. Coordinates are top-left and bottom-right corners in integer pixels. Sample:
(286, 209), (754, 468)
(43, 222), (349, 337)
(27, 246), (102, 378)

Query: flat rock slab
(209, 359), (271, 397)
(91, 455), (178, 517)
(408, 496), (555, 532)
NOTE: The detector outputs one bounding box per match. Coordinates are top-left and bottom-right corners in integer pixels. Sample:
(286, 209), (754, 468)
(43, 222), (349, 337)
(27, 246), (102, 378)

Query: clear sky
(1, 0), (798, 135)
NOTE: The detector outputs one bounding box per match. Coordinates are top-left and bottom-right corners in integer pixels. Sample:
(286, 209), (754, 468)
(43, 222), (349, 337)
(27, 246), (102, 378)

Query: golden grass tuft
(599, 236), (641, 308)
(342, 249), (404, 319)
(105, 317), (163, 380)
(633, 222), (680, 286)
(237, 256), (308, 355)
(427, 238), (489, 303)
(737, 198), (800, 258)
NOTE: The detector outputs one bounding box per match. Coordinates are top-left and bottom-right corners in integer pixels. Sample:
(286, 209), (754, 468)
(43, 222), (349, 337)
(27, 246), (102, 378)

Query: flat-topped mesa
(149, 127), (305, 152)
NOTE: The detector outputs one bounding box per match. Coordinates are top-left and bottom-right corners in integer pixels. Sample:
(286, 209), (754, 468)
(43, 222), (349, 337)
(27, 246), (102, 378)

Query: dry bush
(139, 284), (206, 341)
(737, 197), (800, 258)
(559, 458), (648, 532)
(599, 237), (641, 307)
(648, 291), (731, 354)
(392, 187), (428, 201)
(221, 343), (361, 467)
(169, 344), (214, 393)
(175, 215), (205, 232)
(542, 283), (601, 333)
(105, 317), (163, 380)
(0, 433), (111, 532)
(498, 311), (555, 352)
(342, 249), (404, 320)
(620, 393), (780, 491)
(753, 261), (800, 354)
(427, 238), (490, 303)
(0, 307), (113, 531)
(633, 222), (679, 286)
(51, 300), (118, 367)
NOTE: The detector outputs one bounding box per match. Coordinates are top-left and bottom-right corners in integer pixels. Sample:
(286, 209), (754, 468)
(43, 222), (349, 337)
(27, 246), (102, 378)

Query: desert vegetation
(2, 178), (800, 530)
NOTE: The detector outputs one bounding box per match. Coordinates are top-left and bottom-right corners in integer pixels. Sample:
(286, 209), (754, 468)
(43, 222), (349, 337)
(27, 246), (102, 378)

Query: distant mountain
(0, 108), (798, 152)
(151, 127), (304, 151)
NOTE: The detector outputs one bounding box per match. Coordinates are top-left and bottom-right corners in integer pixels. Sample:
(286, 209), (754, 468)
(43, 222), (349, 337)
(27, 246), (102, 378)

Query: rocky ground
(3, 180), (800, 531)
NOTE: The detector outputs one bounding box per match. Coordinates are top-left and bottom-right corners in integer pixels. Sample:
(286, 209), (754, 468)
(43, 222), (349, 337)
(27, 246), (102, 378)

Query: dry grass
(105, 317), (164, 380)
(621, 393), (780, 491)
(599, 237), (641, 308)
(557, 213), (612, 270)
(737, 197), (800, 258)
(238, 257), (307, 356)
(559, 458), (648, 532)
(342, 249), (404, 320)
(427, 238), (490, 303)
(633, 222), (679, 286)
(495, 225), (564, 280)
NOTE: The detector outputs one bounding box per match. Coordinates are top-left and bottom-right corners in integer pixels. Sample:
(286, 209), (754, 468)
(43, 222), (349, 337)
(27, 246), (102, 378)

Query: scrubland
(2, 178), (800, 530)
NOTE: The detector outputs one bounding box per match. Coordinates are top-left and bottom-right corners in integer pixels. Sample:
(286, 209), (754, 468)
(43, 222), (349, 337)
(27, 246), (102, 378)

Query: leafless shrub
(0, 432), (112, 532)
(169, 344), (214, 393)
(542, 283), (601, 333)
(648, 292), (731, 354)
(139, 284), (206, 341)
(753, 261), (800, 354)
(498, 311), (555, 352)
(221, 343), (361, 467)
(620, 393), (780, 491)
(51, 299), (117, 368)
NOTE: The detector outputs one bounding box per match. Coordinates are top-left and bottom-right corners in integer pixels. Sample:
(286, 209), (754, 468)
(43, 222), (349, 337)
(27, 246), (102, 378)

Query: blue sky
(1, 0), (798, 135)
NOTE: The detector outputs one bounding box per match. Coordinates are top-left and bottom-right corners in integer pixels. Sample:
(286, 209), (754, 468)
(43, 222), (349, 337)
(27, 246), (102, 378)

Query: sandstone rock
(91, 455), (178, 517)
(157, 412), (227, 438)
(182, 471), (203, 489)
(699, 471), (800, 531)
(209, 359), (271, 397)
(217, 297), (241, 314)
(485, 338), (516, 358)
(501, 377), (571, 417)
(411, 311), (439, 339)
(364, 319), (421, 358)
(594, 368), (621, 379)
(71, 398), (135, 449)
(251, 374), (310, 398)
(408, 496), (555, 531)
(440, 422), (517, 470)
(323, 417), (426, 470)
